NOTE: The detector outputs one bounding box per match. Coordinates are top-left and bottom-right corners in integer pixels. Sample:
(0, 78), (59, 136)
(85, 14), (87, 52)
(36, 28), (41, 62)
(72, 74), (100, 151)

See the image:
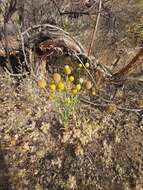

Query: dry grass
(0, 72), (143, 190)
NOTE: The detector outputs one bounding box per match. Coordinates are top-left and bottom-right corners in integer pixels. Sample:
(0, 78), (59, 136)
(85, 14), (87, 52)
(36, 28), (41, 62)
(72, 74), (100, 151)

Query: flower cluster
(37, 62), (97, 97)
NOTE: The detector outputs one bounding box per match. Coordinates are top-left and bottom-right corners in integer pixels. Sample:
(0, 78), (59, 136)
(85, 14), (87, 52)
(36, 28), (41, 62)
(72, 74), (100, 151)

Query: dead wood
(0, 24), (90, 75)
(0, 23), (143, 87)
(113, 48), (143, 78)
(110, 47), (143, 86)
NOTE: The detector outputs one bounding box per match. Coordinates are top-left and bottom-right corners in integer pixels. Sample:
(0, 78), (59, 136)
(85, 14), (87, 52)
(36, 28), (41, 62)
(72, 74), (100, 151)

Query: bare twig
(80, 97), (142, 113)
(19, 31), (30, 72)
(3, 23), (13, 73)
(125, 77), (143, 82)
(59, 11), (105, 17)
(5, 67), (28, 76)
(80, 97), (107, 107)
(111, 56), (121, 70)
(75, 54), (97, 86)
(113, 48), (143, 77)
(88, 0), (102, 56)
(117, 106), (142, 113)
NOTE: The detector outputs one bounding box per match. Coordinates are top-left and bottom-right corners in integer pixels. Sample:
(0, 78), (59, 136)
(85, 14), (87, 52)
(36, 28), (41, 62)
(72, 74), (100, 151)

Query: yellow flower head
(37, 79), (47, 89)
(65, 65), (70, 69)
(69, 75), (74, 82)
(53, 73), (61, 84)
(85, 62), (90, 68)
(50, 84), (56, 91)
(64, 65), (71, 75)
(76, 84), (81, 91)
(92, 91), (97, 96)
(78, 63), (83, 68)
(58, 82), (65, 91)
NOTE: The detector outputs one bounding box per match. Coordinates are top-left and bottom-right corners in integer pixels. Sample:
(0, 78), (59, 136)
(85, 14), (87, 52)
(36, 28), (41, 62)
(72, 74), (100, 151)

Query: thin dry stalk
(88, 0), (102, 56)
(81, 97), (142, 113)
(75, 55), (97, 86)
(18, 29), (31, 74)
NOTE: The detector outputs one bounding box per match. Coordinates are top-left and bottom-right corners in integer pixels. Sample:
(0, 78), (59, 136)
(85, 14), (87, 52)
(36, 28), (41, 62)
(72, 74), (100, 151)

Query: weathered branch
(113, 48), (143, 78)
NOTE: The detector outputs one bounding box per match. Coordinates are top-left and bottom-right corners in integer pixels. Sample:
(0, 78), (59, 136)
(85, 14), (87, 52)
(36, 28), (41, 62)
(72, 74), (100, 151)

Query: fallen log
(0, 24), (90, 75)
(0, 23), (143, 88)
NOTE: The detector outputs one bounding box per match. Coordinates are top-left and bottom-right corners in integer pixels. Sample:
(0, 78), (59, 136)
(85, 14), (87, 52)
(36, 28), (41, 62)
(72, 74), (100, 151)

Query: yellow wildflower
(58, 82), (65, 90)
(92, 91), (97, 96)
(85, 81), (93, 90)
(64, 65), (71, 75)
(78, 63), (83, 68)
(85, 62), (90, 68)
(92, 88), (97, 96)
(69, 75), (74, 82)
(53, 73), (61, 84)
(76, 84), (81, 91)
(50, 84), (56, 91)
(37, 79), (47, 89)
